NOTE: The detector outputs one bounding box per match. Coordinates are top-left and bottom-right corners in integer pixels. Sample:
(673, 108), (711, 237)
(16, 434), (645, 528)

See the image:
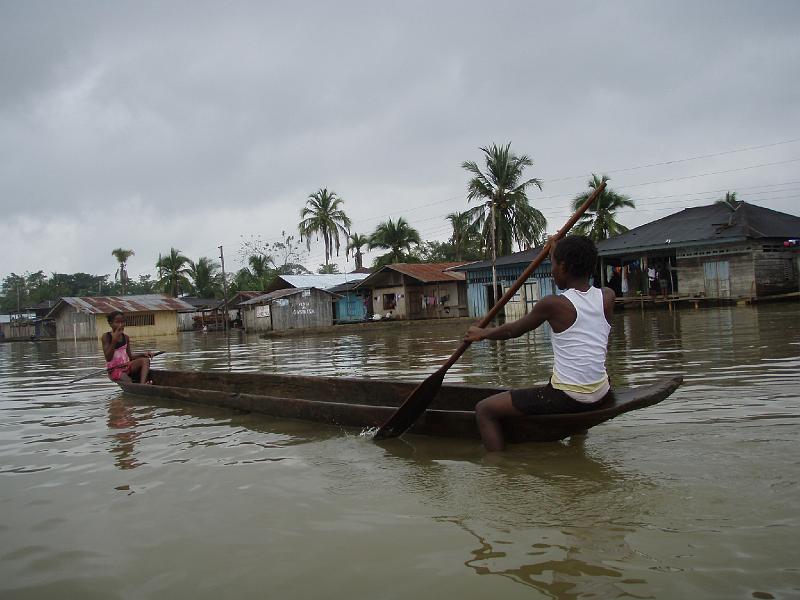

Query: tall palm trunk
(490, 199), (498, 306)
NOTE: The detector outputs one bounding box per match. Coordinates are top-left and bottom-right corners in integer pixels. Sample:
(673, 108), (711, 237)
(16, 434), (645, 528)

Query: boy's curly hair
(552, 235), (597, 277)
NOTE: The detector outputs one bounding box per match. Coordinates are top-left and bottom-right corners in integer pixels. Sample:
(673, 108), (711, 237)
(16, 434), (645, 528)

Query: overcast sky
(2, 1), (799, 282)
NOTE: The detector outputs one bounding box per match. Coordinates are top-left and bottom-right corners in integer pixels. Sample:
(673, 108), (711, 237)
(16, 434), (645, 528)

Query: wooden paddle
(67, 351), (165, 384)
(373, 179), (608, 440)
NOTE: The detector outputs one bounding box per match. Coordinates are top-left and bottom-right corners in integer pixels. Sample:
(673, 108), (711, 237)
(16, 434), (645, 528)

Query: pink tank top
(106, 336), (130, 381)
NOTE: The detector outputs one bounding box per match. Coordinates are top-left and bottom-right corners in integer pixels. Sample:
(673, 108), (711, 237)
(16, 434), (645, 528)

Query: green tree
(240, 231), (310, 281)
(230, 268), (257, 295)
(346, 233), (370, 270)
(571, 174), (635, 242)
(407, 241), (456, 263)
(446, 211), (482, 261)
(187, 256), (222, 298)
(298, 188), (352, 266)
(0, 273), (27, 312)
(317, 263), (340, 274)
(127, 274), (156, 295)
(462, 143), (546, 257)
(111, 248), (135, 295)
(368, 217), (421, 267)
(156, 248), (191, 297)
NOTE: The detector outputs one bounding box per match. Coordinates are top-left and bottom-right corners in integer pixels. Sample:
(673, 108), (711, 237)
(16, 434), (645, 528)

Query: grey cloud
(1, 1), (799, 276)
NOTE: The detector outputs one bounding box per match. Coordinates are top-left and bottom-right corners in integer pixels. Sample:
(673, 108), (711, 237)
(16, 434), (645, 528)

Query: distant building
(46, 295), (195, 340)
(597, 202), (800, 299)
(176, 297), (223, 331)
(264, 273), (371, 324)
(226, 291), (265, 327)
(239, 287), (340, 332)
(24, 300), (58, 338)
(355, 263), (469, 320)
(450, 249), (554, 320)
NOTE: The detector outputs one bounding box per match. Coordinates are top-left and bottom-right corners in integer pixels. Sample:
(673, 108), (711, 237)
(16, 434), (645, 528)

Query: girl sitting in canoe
(464, 235), (615, 451)
(102, 311), (153, 384)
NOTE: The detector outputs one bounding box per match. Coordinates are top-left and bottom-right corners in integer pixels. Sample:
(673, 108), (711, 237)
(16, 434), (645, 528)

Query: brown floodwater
(1, 303), (798, 599)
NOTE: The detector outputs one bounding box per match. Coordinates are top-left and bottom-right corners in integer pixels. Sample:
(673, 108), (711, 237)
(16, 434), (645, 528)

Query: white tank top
(551, 287), (610, 392)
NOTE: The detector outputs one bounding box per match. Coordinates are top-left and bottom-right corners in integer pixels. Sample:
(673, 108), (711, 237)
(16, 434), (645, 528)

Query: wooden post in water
(219, 245), (230, 332)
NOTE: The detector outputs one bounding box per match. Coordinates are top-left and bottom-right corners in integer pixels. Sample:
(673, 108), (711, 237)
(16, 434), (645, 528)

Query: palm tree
(298, 188), (352, 266)
(187, 256), (222, 298)
(111, 248), (135, 294)
(368, 218), (421, 266)
(462, 143), (545, 298)
(571, 174), (635, 242)
(346, 233), (370, 270)
(246, 254), (275, 289)
(156, 248), (191, 297)
(446, 211), (480, 261)
(317, 263), (340, 274)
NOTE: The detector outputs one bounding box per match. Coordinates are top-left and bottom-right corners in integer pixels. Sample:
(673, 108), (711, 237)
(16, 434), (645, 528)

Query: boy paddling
(464, 236), (615, 451)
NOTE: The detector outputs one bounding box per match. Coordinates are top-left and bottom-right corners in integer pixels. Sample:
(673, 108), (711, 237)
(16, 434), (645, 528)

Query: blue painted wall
(335, 292), (367, 323)
(462, 262), (555, 318)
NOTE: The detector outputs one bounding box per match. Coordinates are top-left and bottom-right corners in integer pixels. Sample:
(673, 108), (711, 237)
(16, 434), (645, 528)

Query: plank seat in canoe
(117, 369), (682, 443)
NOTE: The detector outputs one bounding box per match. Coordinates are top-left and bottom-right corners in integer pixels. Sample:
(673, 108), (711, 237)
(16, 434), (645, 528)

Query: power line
(543, 138), (800, 183)
(193, 147), (800, 268)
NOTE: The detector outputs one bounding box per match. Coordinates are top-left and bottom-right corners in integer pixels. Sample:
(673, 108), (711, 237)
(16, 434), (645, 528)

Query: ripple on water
(0, 305), (798, 597)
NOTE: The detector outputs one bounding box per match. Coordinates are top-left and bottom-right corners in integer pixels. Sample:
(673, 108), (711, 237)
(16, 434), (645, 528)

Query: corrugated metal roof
(327, 280), (367, 293)
(597, 202), (800, 256)
(178, 297), (222, 310)
(228, 291), (264, 307)
(389, 262), (467, 282)
(239, 287), (340, 305)
(47, 294), (195, 318)
(354, 263), (467, 290)
(267, 273), (369, 292)
(25, 300), (59, 311)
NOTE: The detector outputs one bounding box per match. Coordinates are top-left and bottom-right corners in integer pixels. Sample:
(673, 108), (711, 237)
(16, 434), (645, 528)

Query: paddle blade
(373, 368), (447, 440)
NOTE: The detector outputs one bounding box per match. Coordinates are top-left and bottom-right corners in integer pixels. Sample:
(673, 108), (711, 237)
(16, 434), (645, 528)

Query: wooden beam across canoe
(117, 370), (682, 443)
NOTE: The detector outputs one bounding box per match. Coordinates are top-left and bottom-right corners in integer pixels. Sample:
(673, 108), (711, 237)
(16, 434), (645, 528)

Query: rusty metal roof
(388, 263), (467, 282)
(228, 291), (265, 307)
(46, 294), (195, 318)
(356, 263), (467, 289)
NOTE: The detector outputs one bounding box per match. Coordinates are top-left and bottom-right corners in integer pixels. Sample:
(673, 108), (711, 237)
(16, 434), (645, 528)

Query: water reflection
(0, 304), (798, 599)
(106, 398), (152, 470)
(379, 434), (657, 598)
(445, 517), (641, 599)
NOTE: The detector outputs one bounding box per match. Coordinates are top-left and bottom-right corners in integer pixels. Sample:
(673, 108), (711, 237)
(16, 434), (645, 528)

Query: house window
(382, 293), (397, 310)
(124, 313), (155, 327)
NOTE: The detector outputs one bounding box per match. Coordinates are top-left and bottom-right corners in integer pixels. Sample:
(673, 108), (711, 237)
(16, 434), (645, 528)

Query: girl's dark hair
(107, 310), (124, 324)
(552, 235), (597, 277)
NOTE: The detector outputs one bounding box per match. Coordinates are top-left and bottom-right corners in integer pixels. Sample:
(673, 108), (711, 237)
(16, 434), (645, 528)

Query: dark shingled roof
(450, 247), (547, 271)
(597, 202), (800, 256)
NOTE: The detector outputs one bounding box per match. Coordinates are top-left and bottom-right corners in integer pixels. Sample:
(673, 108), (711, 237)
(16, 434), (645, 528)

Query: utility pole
(219, 245), (230, 332)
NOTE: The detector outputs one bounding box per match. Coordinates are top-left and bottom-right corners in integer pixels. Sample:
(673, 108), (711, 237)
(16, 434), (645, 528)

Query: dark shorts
(510, 382), (612, 415)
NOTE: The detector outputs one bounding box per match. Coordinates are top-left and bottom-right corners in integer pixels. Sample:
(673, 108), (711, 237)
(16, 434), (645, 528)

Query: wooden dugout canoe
(117, 369), (683, 443)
